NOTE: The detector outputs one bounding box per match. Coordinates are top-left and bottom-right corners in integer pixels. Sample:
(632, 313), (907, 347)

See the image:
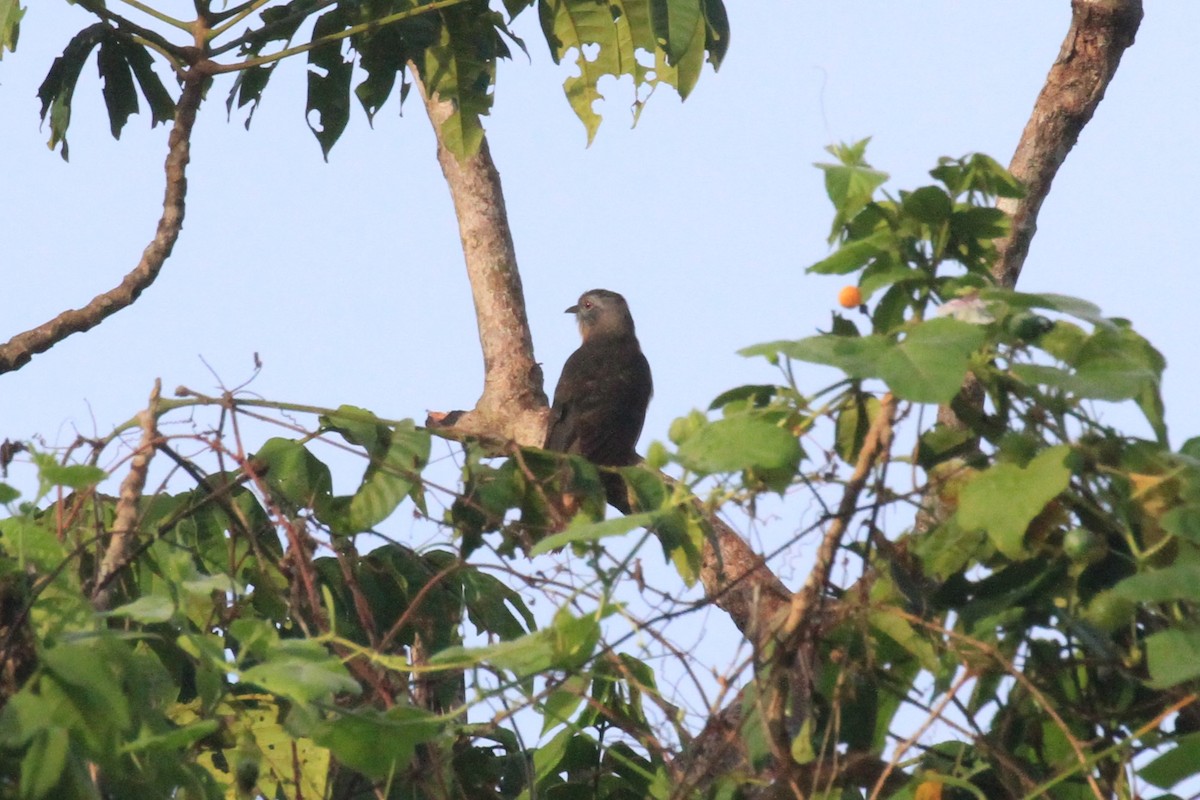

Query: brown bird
(545, 289), (653, 511)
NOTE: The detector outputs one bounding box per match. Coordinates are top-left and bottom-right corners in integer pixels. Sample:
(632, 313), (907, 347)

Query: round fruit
(1007, 311), (1054, 342)
(1063, 527), (1107, 564)
(1082, 591), (1135, 633)
(838, 285), (863, 308)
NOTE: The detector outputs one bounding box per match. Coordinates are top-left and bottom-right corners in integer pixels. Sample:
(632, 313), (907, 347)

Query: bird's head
(567, 289), (637, 341)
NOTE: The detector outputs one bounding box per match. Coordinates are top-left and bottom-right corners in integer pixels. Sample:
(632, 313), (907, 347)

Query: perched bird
(545, 289), (653, 511)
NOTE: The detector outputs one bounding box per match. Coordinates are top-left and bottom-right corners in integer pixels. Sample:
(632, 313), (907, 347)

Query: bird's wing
(545, 340), (651, 466)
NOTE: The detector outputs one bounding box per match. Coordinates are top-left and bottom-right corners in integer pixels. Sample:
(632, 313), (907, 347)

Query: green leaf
(806, 231), (891, 275)
(423, 4), (501, 159)
(122, 39), (175, 127)
(741, 334), (890, 380)
(43, 641), (133, 733)
(240, 645), (360, 704)
(1147, 628), (1200, 687)
(541, 673), (590, 733)
(650, 0), (708, 96)
(542, 0), (721, 143)
(106, 594), (176, 623)
(314, 707), (441, 779)
(433, 608), (601, 675)
(875, 317), (986, 404)
(1161, 505), (1200, 543)
(957, 445), (1072, 559)
(0, 482), (18, 503)
(97, 36), (139, 139)
(901, 185), (952, 224)
(37, 23), (109, 160)
(20, 727), (69, 800)
(744, 314), (988, 400)
(306, 8), (353, 159)
(820, 151), (888, 220)
(675, 415), (801, 479)
(1139, 731), (1200, 788)
(226, 65), (277, 129)
(33, 452), (106, 491)
(0, 0), (24, 60)
(541, 0), (624, 143)
(651, 0), (701, 64)
(835, 392), (879, 464)
(320, 422), (430, 534)
(531, 511), (657, 555)
(1113, 564), (1200, 603)
(320, 404), (387, 452)
(950, 206), (1009, 240)
(979, 289), (1112, 329)
(121, 719), (219, 754)
(254, 438), (332, 508)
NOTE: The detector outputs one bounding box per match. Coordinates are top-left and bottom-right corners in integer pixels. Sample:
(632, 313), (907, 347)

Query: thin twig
(779, 392), (898, 641)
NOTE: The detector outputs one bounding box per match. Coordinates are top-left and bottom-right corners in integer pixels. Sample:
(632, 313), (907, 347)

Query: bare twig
(0, 78), (203, 375)
(779, 393), (898, 643)
(92, 380), (162, 610)
(994, 0), (1143, 287)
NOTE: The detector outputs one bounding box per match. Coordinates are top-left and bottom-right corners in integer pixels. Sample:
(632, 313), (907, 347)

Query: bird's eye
(583, 300), (594, 309)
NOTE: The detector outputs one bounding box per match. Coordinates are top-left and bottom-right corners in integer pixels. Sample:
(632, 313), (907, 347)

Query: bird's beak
(565, 304), (580, 314)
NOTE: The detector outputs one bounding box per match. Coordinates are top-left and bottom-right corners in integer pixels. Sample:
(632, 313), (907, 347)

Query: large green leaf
(1139, 731), (1200, 788)
(957, 445), (1072, 559)
(1147, 628), (1200, 687)
(675, 414), (801, 479)
(306, 8), (354, 160)
(433, 608), (601, 675)
(745, 318), (984, 405)
(0, 0), (22, 60)
(97, 36), (139, 139)
(876, 317), (987, 404)
(320, 421), (431, 534)
(741, 334), (890, 379)
(541, 0), (724, 143)
(1113, 563), (1200, 603)
(807, 231), (892, 275)
(314, 707), (441, 779)
(37, 23), (108, 160)
(240, 640), (360, 703)
(254, 437), (333, 508)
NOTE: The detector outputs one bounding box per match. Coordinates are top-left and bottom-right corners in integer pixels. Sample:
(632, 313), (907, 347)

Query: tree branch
(0, 78), (203, 376)
(92, 379), (161, 610)
(994, 0), (1142, 287)
(415, 74), (549, 447)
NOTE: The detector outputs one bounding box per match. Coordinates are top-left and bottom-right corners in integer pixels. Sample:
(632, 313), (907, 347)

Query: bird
(545, 289), (653, 512)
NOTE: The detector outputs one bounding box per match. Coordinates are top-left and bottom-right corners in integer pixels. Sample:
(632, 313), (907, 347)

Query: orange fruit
(838, 285), (862, 308)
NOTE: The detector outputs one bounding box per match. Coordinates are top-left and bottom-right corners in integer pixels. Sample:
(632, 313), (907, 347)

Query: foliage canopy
(2, 142), (1199, 799)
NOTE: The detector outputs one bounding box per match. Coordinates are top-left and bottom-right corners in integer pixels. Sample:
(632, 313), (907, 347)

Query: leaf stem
(207, 0), (468, 72)
(116, 0), (190, 31)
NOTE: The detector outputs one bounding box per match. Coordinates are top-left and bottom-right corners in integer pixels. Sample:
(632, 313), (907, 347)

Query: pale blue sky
(4, 4), (1197, 453)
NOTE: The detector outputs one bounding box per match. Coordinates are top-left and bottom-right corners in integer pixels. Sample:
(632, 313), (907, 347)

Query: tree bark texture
(416, 77), (549, 448)
(994, 0), (1143, 287)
